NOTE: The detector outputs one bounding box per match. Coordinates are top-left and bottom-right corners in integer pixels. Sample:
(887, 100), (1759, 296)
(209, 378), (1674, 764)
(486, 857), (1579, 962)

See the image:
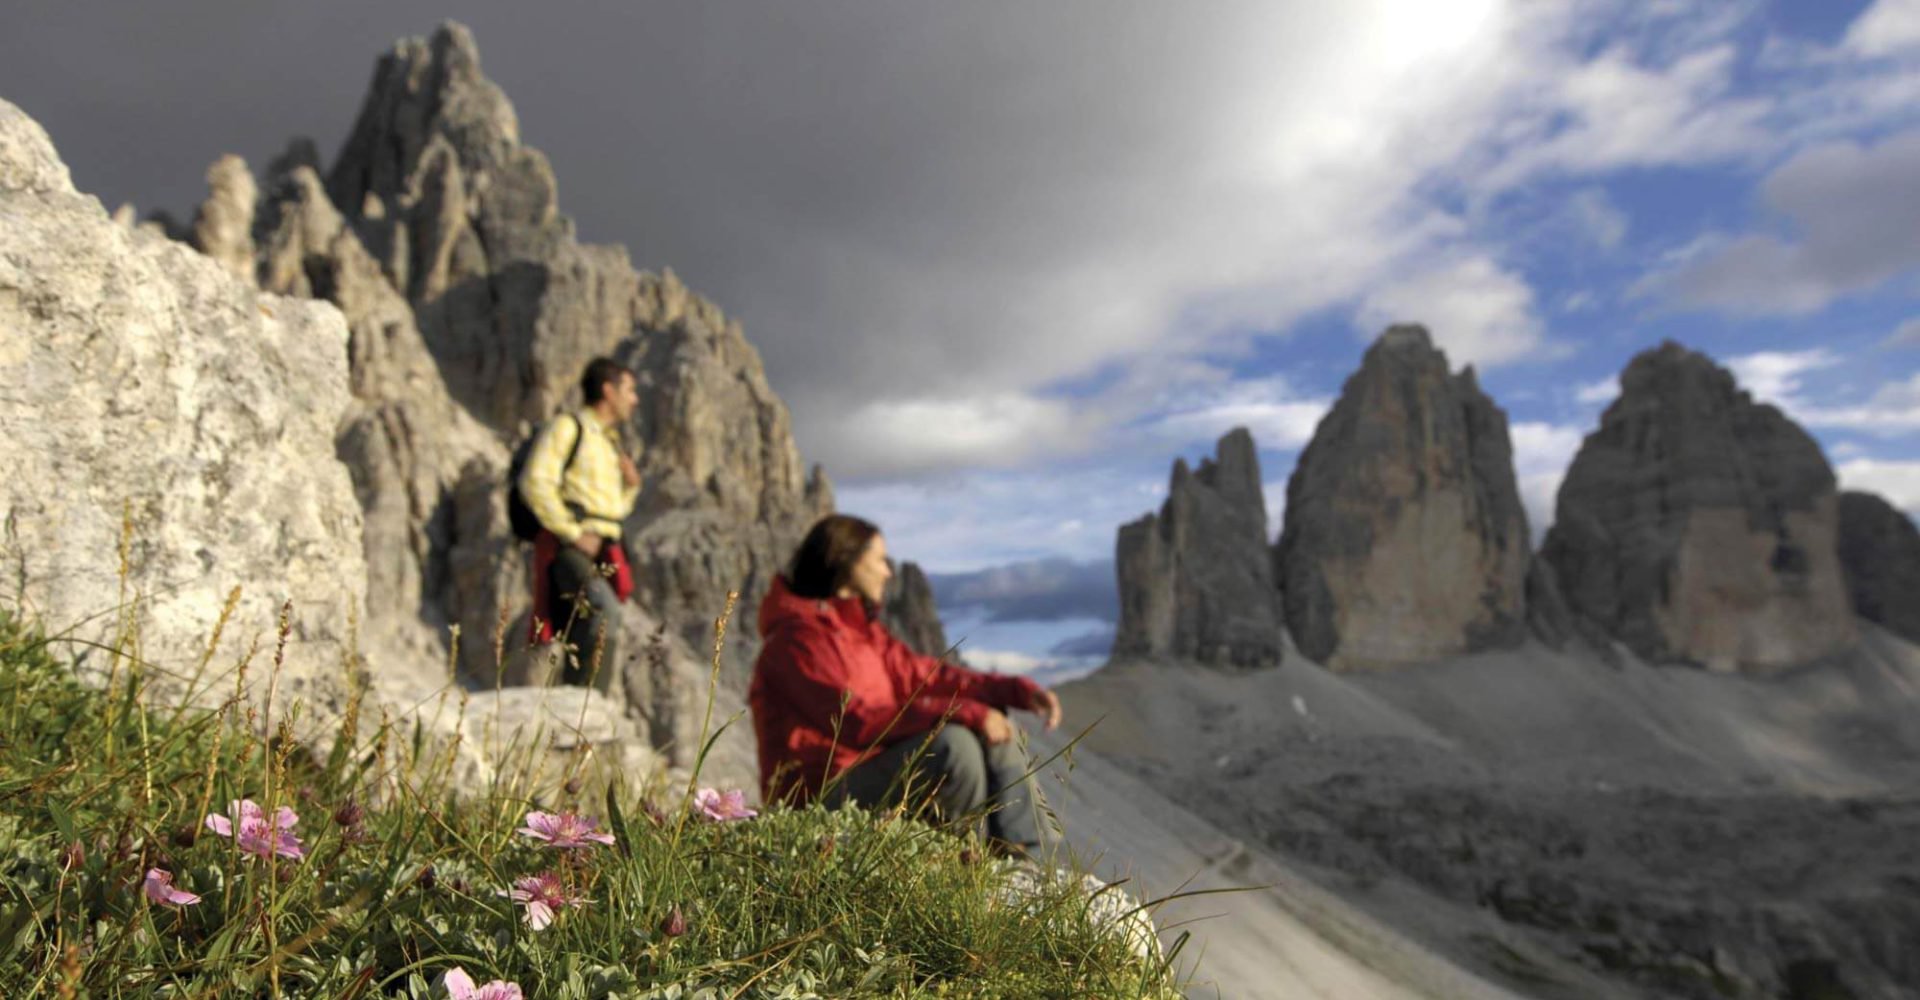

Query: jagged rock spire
(1113, 427), (1284, 669)
(1275, 325), (1530, 670)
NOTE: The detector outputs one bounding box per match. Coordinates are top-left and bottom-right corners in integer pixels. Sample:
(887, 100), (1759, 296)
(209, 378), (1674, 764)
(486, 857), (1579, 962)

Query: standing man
(519, 357), (643, 692)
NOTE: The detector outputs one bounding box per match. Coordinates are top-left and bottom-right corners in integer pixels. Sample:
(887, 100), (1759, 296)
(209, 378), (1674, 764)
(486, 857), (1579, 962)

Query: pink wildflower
(142, 868), (201, 907)
(693, 787), (758, 822)
(516, 810), (615, 849)
(442, 967), (524, 1000)
(204, 799), (306, 860)
(497, 872), (583, 930)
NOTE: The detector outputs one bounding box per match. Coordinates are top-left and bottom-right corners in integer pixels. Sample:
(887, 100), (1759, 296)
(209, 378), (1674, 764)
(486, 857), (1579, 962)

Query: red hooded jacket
(748, 575), (1043, 806)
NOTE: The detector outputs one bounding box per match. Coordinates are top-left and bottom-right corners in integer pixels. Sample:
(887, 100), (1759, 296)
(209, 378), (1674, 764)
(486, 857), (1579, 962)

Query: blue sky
(3, 1), (1917, 678)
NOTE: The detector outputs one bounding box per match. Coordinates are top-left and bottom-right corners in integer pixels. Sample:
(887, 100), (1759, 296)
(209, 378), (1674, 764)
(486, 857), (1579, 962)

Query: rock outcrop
(1275, 326), (1530, 670)
(0, 98), (366, 727)
(882, 561), (951, 658)
(253, 159), (511, 691)
(190, 154), (257, 282)
(1541, 341), (1856, 673)
(310, 23), (828, 689)
(1113, 428), (1284, 669)
(617, 270), (833, 682)
(1837, 490), (1920, 643)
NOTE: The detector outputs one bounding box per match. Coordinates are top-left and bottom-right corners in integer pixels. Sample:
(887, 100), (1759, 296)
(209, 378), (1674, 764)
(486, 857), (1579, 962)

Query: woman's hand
(1028, 688), (1062, 731)
(978, 708), (1015, 746)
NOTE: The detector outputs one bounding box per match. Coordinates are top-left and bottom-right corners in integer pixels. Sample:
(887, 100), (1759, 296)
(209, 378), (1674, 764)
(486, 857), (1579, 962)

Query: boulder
(1275, 326), (1530, 670)
(0, 98), (365, 732)
(1113, 428), (1284, 668)
(1837, 490), (1920, 643)
(1540, 341), (1856, 672)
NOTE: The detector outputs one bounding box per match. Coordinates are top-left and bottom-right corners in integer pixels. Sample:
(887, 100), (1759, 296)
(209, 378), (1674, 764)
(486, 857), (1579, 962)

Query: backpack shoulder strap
(561, 414), (586, 473)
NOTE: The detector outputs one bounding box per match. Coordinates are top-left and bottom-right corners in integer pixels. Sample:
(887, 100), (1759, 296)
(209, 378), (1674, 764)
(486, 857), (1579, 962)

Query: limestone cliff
(1540, 341), (1856, 673)
(1837, 490), (1920, 644)
(1275, 326), (1530, 670)
(1113, 428), (1284, 669)
(1, 98), (365, 728)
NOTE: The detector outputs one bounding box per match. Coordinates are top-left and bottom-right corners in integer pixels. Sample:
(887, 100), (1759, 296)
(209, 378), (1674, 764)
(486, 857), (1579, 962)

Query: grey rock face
(882, 561), (951, 659)
(325, 21), (625, 432)
(0, 98), (366, 733)
(1837, 490), (1920, 643)
(1276, 326), (1530, 670)
(1113, 428), (1284, 669)
(255, 160), (514, 690)
(619, 269), (834, 682)
(1541, 341), (1857, 673)
(239, 23), (823, 749)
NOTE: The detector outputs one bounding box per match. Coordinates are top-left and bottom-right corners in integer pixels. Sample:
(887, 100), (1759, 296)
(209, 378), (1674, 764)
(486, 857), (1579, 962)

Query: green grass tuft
(0, 610), (1180, 998)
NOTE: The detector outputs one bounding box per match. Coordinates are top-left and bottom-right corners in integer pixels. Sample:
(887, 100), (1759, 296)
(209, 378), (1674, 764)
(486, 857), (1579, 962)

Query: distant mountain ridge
(1111, 325), (1916, 676)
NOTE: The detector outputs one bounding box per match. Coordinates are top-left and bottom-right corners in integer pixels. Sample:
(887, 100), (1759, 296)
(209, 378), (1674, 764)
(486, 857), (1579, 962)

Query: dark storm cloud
(0, 2), (1268, 468)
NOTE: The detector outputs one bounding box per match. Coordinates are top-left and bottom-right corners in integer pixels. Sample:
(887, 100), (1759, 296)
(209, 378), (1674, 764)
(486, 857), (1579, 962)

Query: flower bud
(59, 840), (84, 871)
(332, 798), (365, 829)
(661, 905), (686, 938)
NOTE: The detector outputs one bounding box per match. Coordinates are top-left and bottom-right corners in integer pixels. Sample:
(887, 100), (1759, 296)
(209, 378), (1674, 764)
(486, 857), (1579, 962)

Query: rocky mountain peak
(1275, 324), (1530, 669)
(1541, 341), (1855, 672)
(881, 562), (952, 660)
(1836, 490), (1920, 644)
(1112, 428), (1284, 669)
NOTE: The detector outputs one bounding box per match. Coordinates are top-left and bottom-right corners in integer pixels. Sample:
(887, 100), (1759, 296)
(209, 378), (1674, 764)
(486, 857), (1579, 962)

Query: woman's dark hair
(581, 357), (634, 405)
(786, 514), (880, 600)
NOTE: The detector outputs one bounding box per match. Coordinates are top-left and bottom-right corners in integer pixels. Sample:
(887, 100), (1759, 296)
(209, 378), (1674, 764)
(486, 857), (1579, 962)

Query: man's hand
(573, 531), (603, 557)
(1027, 687), (1063, 732)
(618, 452), (641, 489)
(978, 708), (1014, 747)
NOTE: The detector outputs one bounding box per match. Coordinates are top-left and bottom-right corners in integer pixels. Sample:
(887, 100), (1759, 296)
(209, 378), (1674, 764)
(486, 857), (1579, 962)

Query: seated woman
(748, 514), (1063, 856)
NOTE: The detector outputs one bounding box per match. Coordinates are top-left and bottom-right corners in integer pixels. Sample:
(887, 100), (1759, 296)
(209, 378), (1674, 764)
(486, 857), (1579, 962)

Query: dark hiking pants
(549, 544), (620, 695)
(825, 724), (1044, 853)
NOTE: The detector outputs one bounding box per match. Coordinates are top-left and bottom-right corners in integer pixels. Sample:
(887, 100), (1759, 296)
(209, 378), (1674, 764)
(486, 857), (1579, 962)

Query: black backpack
(507, 415), (584, 542)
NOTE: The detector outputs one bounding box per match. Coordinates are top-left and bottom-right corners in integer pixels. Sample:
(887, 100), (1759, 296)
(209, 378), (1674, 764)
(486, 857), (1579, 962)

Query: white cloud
(1355, 255), (1547, 368)
(1884, 316), (1920, 347)
(1575, 375), (1620, 405)
(1722, 351), (1920, 437)
(959, 650), (1050, 675)
(1468, 39), (1774, 193)
(1144, 396), (1331, 454)
(820, 393), (1089, 479)
(1663, 131), (1920, 313)
(1569, 187), (1630, 249)
(1837, 457), (1920, 512)
(1726, 348), (1840, 404)
(1795, 373), (1920, 435)
(1263, 479), (1289, 536)
(837, 464), (1167, 571)
(1846, 0), (1920, 58)
(1510, 420), (1587, 537)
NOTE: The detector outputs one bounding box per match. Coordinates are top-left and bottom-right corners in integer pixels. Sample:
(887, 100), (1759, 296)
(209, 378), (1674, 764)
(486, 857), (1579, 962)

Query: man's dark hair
(581, 357), (635, 405)
(786, 514), (881, 600)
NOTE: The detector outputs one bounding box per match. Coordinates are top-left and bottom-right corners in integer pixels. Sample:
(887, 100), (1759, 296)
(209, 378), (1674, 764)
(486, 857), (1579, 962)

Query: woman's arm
(877, 627), (1043, 713)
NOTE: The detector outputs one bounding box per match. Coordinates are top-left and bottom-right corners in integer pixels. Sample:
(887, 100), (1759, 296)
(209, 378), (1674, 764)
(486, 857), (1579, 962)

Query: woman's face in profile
(846, 533), (894, 605)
